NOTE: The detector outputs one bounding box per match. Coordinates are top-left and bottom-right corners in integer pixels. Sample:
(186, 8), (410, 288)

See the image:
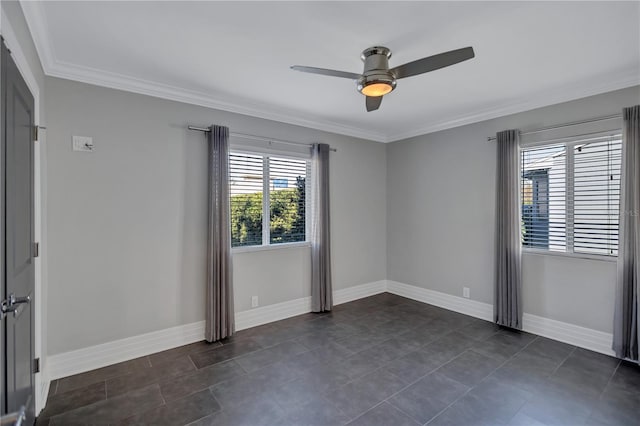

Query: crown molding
(45, 59), (388, 143)
(386, 67), (640, 142)
(21, 0), (640, 144)
(19, 0), (54, 75)
(19, 1), (386, 143)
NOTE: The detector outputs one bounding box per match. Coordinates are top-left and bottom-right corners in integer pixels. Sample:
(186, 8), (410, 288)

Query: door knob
(9, 294), (30, 305)
(0, 294), (31, 317)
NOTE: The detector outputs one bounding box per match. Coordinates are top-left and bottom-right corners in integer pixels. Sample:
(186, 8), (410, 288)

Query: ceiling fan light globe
(361, 83), (393, 97)
(357, 73), (396, 97)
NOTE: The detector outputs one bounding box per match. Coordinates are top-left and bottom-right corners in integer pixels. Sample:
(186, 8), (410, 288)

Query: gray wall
(44, 77), (387, 355)
(41, 58), (639, 354)
(387, 86), (640, 334)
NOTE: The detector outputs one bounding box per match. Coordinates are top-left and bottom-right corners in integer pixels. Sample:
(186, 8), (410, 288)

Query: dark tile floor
(37, 293), (640, 426)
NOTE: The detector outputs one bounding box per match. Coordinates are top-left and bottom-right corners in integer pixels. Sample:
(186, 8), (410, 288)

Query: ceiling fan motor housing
(357, 46), (397, 94)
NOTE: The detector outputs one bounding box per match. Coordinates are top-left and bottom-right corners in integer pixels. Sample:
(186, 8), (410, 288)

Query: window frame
(229, 148), (311, 253)
(520, 132), (622, 262)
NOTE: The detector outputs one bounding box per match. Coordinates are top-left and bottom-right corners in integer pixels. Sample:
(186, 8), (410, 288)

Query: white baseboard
(235, 297), (311, 331)
(334, 280), (387, 305)
(46, 278), (616, 392)
(47, 321), (206, 380)
(386, 280), (615, 357)
(46, 280), (386, 381)
(236, 280), (386, 330)
(522, 313), (614, 356)
(387, 280), (494, 322)
(34, 372), (50, 416)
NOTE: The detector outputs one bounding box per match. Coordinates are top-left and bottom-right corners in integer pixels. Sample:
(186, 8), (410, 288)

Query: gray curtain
(205, 125), (234, 342)
(495, 129), (523, 329)
(613, 105), (640, 360)
(311, 143), (332, 312)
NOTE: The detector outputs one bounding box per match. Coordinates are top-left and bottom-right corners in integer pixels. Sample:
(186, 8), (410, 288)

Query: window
(229, 151), (309, 248)
(521, 135), (622, 256)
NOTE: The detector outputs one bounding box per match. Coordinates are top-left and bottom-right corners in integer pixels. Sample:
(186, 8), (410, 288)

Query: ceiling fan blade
(366, 96), (383, 112)
(290, 65), (360, 80)
(391, 47), (475, 79)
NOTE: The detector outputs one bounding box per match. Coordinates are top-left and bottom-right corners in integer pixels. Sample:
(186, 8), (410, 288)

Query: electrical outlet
(251, 296), (259, 308)
(463, 287), (470, 298)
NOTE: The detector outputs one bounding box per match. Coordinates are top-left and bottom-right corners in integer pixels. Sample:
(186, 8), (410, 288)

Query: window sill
(522, 248), (617, 263)
(232, 241), (311, 254)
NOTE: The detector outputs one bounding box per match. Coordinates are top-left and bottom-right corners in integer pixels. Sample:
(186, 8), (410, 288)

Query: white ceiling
(22, 1), (640, 142)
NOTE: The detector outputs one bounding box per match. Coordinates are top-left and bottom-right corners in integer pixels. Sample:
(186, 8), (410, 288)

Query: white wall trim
(386, 67), (639, 142)
(386, 280), (615, 357)
(387, 280), (494, 321)
(19, 1), (640, 144)
(46, 60), (386, 143)
(522, 313), (614, 357)
(334, 280), (387, 305)
(47, 321), (207, 381)
(17, 1), (54, 77)
(45, 279), (617, 398)
(235, 297), (311, 332)
(18, 1), (384, 143)
(47, 280), (386, 381)
(235, 280), (387, 330)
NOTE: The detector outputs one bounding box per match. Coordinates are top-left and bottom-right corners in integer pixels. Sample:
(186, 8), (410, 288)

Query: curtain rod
(188, 126), (337, 152)
(486, 113), (622, 141)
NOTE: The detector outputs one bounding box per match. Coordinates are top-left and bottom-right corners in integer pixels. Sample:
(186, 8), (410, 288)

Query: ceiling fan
(291, 46), (475, 112)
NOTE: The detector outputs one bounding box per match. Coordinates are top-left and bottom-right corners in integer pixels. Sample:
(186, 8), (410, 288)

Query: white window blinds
(573, 138), (622, 255)
(521, 135), (622, 256)
(229, 151), (309, 248)
(269, 156), (308, 244)
(229, 153), (263, 247)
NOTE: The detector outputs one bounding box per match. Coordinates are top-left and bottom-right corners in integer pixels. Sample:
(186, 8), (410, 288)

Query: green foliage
(231, 177), (305, 247)
(230, 192), (263, 247)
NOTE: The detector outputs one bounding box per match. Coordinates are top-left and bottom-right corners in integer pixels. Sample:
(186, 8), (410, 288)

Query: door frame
(0, 13), (45, 415)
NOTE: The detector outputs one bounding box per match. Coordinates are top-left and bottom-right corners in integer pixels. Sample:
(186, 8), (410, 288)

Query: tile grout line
(581, 359), (624, 425)
(40, 298), (443, 422)
(598, 358), (622, 400)
(44, 295), (629, 426)
(186, 353), (198, 371)
(58, 355), (242, 415)
(330, 334), (433, 393)
(348, 325), (530, 426)
(549, 345), (577, 376)
(172, 360), (247, 405)
(550, 345), (621, 424)
(182, 391), (224, 426)
(422, 333), (542, 425)
(158, 382), (167, 406)
(502, 342), (580, 426)
(266, 311), (443, 425)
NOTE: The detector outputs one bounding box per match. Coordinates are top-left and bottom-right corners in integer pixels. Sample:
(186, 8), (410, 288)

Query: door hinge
(33, 358), (40, 374)
(34, 125), (46, 142)
(33, 242), (39, 258)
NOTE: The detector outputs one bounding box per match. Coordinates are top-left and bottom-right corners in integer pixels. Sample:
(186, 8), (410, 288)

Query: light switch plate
(463, 287), (470, 298)
(72, 136), (94, 152)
